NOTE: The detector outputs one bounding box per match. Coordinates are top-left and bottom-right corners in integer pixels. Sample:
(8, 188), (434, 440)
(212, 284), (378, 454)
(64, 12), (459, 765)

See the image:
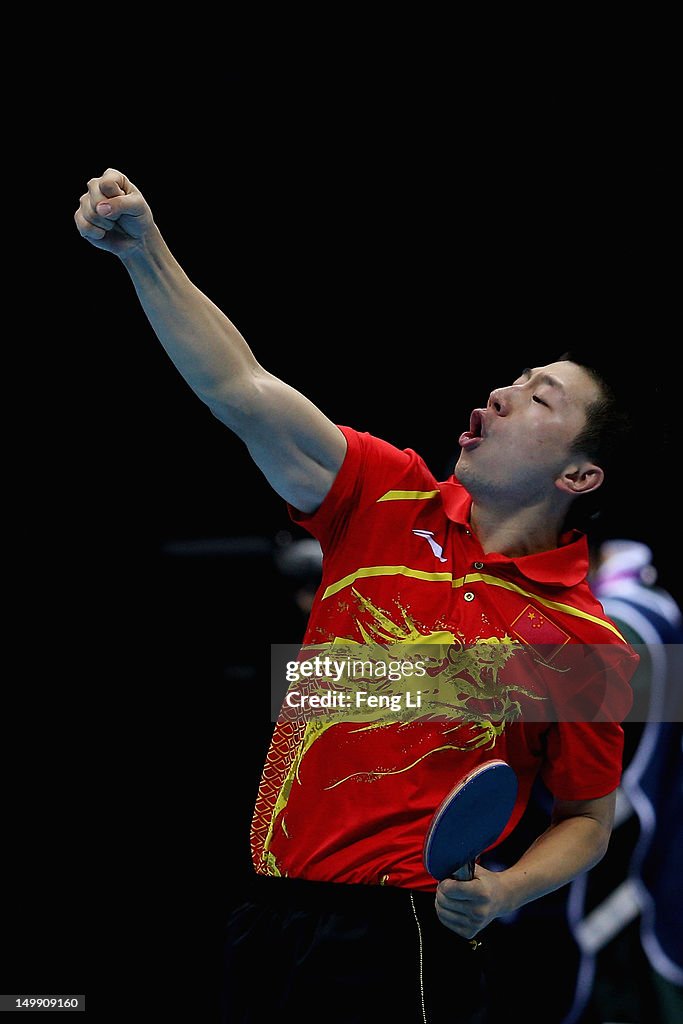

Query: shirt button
(465, 530), (471, 536)
(473, 561), (484, 570)
(464, 592), (475, 602)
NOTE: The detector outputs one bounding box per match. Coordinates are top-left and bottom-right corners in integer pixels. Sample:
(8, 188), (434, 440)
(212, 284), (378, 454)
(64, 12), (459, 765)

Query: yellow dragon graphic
(252, 588), (543, 875)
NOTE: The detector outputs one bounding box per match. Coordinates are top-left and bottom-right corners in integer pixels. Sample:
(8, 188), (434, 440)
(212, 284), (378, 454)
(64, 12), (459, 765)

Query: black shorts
(220, 875), (487, 1024)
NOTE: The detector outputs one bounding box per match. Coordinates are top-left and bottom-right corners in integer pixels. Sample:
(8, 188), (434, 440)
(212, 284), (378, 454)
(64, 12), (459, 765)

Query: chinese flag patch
(511, 604), (570, 662)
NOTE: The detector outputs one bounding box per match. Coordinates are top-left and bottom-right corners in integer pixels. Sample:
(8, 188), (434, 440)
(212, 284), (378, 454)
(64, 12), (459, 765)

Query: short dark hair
(558, 352), (631, 471)
(555, 352), (633, 532)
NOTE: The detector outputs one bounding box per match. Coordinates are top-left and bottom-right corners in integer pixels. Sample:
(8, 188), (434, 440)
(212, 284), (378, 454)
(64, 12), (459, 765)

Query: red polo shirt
(251, 427), (637, 891)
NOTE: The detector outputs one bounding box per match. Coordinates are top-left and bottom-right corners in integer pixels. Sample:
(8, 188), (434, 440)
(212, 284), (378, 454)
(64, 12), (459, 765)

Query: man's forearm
(436, 792), (616, 938)
(497, 813), (610, 914)
(121, 227), (259, 422)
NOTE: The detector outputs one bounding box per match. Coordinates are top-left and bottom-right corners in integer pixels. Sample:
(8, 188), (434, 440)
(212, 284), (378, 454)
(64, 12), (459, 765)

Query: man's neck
(470, 499), (566, 558)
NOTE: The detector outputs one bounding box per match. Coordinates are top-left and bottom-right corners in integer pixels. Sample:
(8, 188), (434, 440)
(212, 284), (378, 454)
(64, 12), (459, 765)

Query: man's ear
(555, 461), (604, 497)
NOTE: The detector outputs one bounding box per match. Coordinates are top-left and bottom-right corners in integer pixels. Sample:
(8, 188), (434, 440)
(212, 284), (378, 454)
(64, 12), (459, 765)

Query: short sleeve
(288, 426), (437, 553)
(541, 721), (625, 800)
(540, 643), (637, 800)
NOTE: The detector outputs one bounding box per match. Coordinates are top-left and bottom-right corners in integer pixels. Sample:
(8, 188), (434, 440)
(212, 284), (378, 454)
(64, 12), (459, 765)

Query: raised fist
(74, 168), (154, 258)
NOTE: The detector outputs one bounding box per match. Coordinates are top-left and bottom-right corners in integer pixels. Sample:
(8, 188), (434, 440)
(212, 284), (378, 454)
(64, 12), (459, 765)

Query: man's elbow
(591, 821), (613, 866)
(202, 372), (262, 433)
(576, 814), (614, 873)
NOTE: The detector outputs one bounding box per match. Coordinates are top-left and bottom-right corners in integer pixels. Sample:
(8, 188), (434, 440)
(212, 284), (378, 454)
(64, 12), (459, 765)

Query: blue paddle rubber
(423, 760), (518, 881)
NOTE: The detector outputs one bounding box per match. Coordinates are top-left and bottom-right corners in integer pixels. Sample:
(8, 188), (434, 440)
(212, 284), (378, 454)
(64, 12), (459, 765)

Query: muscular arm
(75, 169), (346, 512)
(122, 231), (346, 510)
(435, 791), (616, 939)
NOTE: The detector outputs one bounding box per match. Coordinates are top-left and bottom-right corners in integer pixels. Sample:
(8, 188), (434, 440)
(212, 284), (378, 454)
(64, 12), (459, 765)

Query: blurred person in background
(563, 539), (682, 1024)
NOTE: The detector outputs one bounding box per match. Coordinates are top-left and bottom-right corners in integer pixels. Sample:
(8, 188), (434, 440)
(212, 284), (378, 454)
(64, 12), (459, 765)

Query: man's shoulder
(336, 425), (441, 492)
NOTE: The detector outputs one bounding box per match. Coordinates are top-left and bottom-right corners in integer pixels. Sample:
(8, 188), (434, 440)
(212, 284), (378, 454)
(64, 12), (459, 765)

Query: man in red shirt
(76, 170), (638, 1024)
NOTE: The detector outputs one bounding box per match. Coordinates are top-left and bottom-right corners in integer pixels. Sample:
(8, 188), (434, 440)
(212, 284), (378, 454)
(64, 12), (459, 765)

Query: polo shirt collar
(438, 477), (589, 588)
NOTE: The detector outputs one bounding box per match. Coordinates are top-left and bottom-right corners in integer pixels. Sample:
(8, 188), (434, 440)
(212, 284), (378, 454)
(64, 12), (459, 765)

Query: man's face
(455, 361), (601, 504)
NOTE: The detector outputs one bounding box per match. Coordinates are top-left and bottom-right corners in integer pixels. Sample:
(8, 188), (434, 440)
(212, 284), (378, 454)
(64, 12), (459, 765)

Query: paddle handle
(452, 859), (482, 950)
(452, 859), (475, 881)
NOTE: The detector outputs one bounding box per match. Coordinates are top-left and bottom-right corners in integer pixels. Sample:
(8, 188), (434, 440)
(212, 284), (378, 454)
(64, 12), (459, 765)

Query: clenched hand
(74, 168), (154, 259)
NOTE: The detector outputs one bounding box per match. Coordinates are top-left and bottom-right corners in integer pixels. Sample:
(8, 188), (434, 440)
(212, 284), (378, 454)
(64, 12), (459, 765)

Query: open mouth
(458, 409), (486, 449)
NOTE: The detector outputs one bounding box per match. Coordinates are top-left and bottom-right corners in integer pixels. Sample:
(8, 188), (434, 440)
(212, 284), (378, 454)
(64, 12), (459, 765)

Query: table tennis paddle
(423, 759), (518, 882)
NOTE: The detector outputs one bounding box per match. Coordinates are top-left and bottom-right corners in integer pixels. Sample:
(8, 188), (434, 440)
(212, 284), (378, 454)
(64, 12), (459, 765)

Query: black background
(4, 61), (679, 1018)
